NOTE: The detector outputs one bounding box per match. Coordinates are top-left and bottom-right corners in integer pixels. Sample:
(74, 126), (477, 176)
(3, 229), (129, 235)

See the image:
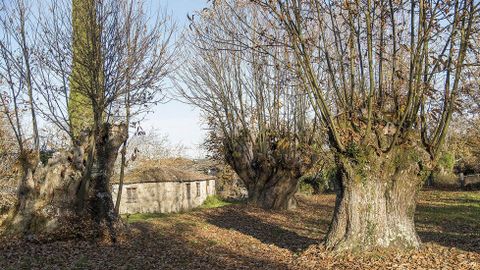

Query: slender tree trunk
(114, 141), (127, 214)
(325, 147), (429, 251)
(115, 78), (131, 214)
(19, 27), (40, 154)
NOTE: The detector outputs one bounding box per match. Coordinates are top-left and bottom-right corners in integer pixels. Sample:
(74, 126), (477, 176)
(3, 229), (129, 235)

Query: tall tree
(0, 0), (41, 233)
(1, 0), (174, 241)
(177, 4), (319, 210)
(246, 0), (478, 251)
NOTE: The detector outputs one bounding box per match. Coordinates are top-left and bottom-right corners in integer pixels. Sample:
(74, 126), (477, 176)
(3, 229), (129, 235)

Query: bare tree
(125, 129), (187, 161)
(176, 4), (319, 210)
(237, 0), (479, 251)
(0, 0), (175, 240)
(0, 0), (42, 232)
(0, 114), (18, 213)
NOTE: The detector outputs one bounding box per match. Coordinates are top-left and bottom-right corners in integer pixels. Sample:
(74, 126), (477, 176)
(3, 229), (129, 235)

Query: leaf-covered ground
(0, 190), (479, 269)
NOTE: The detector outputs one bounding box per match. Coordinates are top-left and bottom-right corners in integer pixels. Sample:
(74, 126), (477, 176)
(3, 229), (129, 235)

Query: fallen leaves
(0, 191), (479, 269)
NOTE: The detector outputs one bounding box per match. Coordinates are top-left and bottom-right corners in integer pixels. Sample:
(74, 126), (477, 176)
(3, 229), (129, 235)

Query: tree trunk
(86, 123), (127, 241)
(1, 124), (126, 241)
(2, 142), (88, 238)
(114, 140), (128, 214)
(325, 147), (430, 251)
(245, 172), (299, 210)
(4, 151), (39, 234)
(223, 135), (310, 211)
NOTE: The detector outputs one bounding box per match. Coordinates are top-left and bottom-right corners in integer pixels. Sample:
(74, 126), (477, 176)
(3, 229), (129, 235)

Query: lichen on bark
(325, 141), (431, 251)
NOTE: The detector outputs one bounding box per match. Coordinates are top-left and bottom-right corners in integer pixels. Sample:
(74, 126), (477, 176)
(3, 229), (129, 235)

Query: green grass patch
(416, 191), (480, 230)
(420, 190), (480, 207)
(123, 212), (169, 223)
(121, 195), (232, 223)
(200, 195), (232, 209)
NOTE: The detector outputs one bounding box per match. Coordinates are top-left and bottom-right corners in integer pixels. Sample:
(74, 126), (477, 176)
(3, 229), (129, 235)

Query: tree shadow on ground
(416, 203), (480, 252)
(0, 221), (294, 270)
(203, 206), (318, 252)
(132, 222), (294, 269)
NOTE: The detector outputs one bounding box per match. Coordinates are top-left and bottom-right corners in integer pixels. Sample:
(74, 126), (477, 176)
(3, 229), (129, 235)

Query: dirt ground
(0, 190), (479, 269)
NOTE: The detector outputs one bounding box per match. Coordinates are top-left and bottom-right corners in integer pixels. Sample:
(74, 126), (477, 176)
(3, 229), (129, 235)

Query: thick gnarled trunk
(2, 144), (87, 237)
(2, 124), (126, 241)
(244, 172), (299, 210)
(226, 142), (304, 210)
(325, 147), (429, 251)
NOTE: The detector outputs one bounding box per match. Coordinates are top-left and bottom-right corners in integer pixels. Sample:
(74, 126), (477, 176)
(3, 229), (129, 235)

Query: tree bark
(1, 124), (126, 241)
(223, 133), (311, 211)
(325, 146), (430, 251)
(2, 142), (87, 237)
(229, 152), (302, 210)
(86, 123), (127, 241)
(114, 140), (127, 214)
(244, 172), (300, 210)
(5, 151), (39, 234)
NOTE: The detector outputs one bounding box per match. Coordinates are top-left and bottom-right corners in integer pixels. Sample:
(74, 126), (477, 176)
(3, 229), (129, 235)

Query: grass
(416, 190), (480, 227)
(423, 190), (480, 206)
(122, 195), (232, 223)
(123, 212), (169, 223)
(199, 195), (233, 209)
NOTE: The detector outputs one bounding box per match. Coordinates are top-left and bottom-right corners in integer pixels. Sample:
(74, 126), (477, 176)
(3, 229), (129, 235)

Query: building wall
(464, 174), (480, 186)
(112, 179), (216, 215)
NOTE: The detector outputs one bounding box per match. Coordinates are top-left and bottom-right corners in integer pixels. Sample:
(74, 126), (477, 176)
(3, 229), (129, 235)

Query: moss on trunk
(325, 144), (431, 251)
(69, 0), (102, 138)
(225, 138), (305, 211)
(245, 172), (300, 210)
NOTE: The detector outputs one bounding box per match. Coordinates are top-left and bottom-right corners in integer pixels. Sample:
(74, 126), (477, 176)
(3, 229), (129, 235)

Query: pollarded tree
(246, 0), (478, 250)
(0, 0), (174, 241)
(176, 4), (319, 210)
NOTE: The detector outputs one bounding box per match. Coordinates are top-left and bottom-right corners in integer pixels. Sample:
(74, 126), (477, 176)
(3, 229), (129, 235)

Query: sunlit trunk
(2, 124), (126, 241)
(229, 151), (303, 210)
(325, 147), (429, 251)
(87, 123), (126, 240)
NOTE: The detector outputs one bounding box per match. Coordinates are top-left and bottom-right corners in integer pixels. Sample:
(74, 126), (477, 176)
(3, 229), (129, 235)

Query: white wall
(111, 179), (216, 214)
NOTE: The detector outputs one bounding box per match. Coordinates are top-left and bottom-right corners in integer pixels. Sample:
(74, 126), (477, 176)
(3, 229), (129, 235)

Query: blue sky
(2, 0), (208, 157)
(143, 0), (209, 158)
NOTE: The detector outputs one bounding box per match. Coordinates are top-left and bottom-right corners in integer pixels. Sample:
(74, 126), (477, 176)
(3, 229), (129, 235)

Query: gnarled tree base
(325, 146), (430, 251)
(246, 175), (299, 210)
(1, 124), (127, 242)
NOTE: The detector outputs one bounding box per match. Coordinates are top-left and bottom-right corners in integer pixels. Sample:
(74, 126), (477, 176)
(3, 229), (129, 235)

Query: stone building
(111, 158), (216, 214)
(461, 173), (480, 189)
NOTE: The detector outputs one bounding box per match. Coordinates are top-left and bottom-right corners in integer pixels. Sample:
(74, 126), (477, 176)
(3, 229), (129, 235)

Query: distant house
(111, 158), (216, 215)
(460, 173), (480, 189)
